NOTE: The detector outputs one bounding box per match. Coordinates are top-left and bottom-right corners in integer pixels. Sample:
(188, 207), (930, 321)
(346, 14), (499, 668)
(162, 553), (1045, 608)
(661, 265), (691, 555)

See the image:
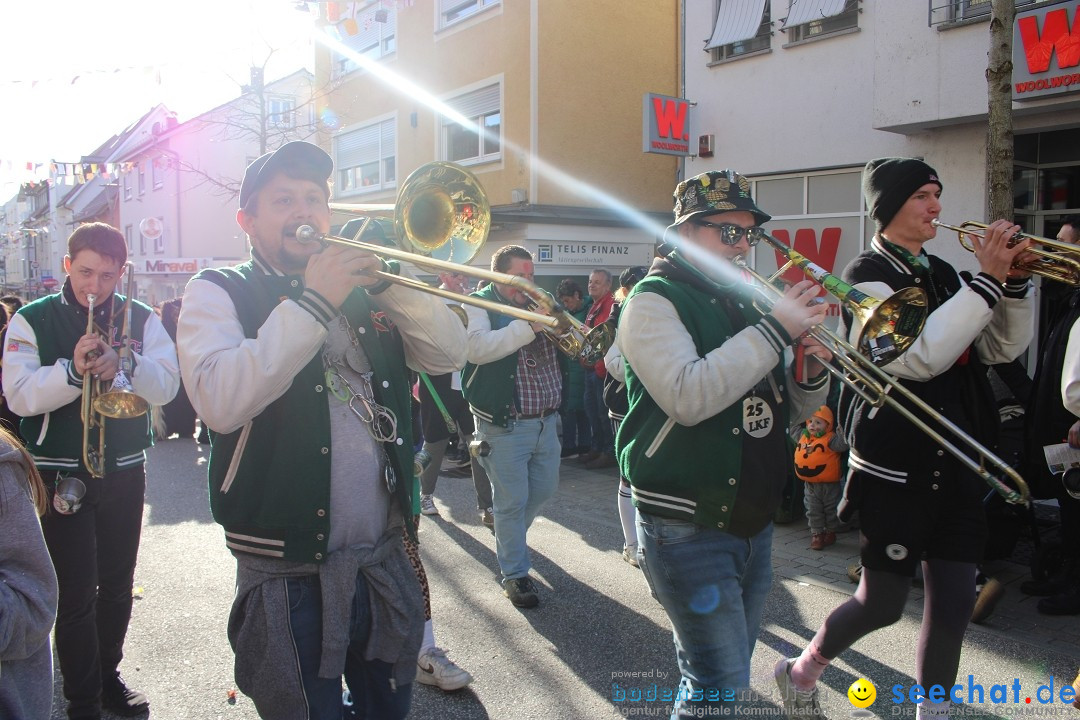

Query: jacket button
(321, 447), (329, 454)
(290, 279), (299, 288)
(396, 438), (404, 445)
(732, 428), (740, 435)
(933, 471), (941, 477)
(721, 505), (728, 512)
(316, 533), (325, 541)
(357, 326), (366, 334)
(315, 384), (324, 392)
(717, 522), (725, 528)
(915, 278), (922, 284)
(931, 484), (939, 490)
(728, 478), (736, 485)
(382, 380), (390, 388)
(315, 553), (323, 560)
(316, 509), (326, 517)
(937, 450), (944, 456)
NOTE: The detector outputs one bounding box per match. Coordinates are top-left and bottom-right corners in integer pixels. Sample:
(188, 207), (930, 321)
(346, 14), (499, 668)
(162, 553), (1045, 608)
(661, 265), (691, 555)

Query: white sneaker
(622, 545), (640, 568)
(774, 658), (828, 719)
(420, 494), (439, 516)
(416, 647), (473, 691)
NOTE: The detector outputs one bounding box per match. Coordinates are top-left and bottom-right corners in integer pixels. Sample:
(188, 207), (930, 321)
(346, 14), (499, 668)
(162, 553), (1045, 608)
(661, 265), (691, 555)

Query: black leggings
(814, 559), (976, 692)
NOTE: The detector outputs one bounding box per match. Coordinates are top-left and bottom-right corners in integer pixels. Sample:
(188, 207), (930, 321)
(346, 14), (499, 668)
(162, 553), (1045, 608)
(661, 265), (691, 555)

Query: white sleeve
(177, 278), (328, 434)
(364, 274), (467, 375)
(619, 292), (783, 426)
(1062, 317), (1080, 418)
(604, 331), (626, 383)
(463, 302), (536, 365)
(848, 280), (1008, 380)
(1, 313), (82, 417)
(129, 310), (180, 406)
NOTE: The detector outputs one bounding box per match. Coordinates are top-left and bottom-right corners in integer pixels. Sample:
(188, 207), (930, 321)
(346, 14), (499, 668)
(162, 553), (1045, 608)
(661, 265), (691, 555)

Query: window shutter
(445, 84), (499, 121)
(337, 124), (381, 168)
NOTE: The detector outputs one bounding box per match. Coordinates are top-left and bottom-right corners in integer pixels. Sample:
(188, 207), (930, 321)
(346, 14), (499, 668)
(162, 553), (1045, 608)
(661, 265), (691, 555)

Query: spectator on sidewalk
(580, 269), (616, 469)
(556, 278), (592, 460)
(793, 405), (847, 551)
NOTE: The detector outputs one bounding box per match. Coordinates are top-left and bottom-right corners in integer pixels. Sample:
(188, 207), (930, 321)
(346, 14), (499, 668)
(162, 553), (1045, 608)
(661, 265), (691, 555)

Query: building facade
(685, 0), (1079, 338)
(313, 0), (680, 290)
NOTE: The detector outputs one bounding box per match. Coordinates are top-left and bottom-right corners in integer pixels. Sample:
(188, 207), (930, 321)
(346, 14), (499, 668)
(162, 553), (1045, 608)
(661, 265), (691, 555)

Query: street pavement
(54, 437), (1080, 720)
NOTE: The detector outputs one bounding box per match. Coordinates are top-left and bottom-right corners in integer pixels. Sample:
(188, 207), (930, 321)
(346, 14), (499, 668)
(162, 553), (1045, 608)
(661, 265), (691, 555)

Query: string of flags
(3, 157), (177, 189)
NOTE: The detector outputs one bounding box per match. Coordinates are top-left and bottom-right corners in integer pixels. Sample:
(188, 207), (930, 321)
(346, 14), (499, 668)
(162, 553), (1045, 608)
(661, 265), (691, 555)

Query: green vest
(198, 262), (415, 562)
(460, 283), (567, 428)
(616, 275), (789, 530)
(17, 292), (154, 473)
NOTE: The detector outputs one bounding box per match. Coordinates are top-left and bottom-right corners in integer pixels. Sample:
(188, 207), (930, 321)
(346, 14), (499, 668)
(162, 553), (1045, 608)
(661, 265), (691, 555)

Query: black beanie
(862, 158), (942, 232)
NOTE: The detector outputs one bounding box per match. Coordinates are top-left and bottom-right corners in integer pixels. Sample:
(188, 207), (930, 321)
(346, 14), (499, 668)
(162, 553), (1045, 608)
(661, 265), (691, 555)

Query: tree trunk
(986, 0), (1015, 222)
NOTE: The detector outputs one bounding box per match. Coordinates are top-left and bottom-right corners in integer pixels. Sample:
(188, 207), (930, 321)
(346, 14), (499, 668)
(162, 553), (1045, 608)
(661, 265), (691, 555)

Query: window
(123, 172), (132, 201)
(336, 118), (396, 194)
(152, 157), (164, 190)
(124, 224), (133, 254)
(709, 2), (771, 62)
(138, 163), (146, 196)
(154, 218), (166, 254)
(784, 0), (859, 43)
(929, 0), (1039, 26)
(442, 84), (501, 165)
(267, 97), (296, 129)
(440, 0), (499, 29)
(332, 2), (396, 77)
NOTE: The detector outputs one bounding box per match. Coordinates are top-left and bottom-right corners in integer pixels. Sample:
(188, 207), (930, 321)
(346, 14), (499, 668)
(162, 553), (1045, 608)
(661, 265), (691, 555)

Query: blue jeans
(637, 513), (774, 719)
(286, 574), (412, 720)
(475, 415), (561, 580)
(583, 371), (611, 454)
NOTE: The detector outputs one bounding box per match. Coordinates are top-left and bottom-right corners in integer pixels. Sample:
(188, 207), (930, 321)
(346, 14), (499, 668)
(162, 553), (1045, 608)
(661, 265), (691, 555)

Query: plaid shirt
(514, 334), (562, 416)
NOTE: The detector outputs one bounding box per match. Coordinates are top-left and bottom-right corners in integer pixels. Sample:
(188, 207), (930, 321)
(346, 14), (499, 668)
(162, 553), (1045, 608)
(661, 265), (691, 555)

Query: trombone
(686, 230), (1029, 506)
(931, 219), (1080, 286)
(80, 263), (151, 478)
(302, 161), (613, 364)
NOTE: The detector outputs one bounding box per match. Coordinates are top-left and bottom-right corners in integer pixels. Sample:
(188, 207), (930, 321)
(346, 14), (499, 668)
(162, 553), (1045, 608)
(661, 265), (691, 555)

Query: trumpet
(80, 264), (150, 478)
(931, 219), (1080, 286)
(301, 161), (612, 364)
(676, 229), (1029, 506)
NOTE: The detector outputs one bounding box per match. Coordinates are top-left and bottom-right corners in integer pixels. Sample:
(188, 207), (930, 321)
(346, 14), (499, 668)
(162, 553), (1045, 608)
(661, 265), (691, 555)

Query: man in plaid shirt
(461, 246), (564, 608)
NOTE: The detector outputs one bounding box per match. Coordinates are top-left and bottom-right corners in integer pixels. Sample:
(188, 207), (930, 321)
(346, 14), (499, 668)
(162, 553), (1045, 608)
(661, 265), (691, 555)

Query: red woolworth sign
(1013, 1), (1080, 100)
(643, 92), (691, 156)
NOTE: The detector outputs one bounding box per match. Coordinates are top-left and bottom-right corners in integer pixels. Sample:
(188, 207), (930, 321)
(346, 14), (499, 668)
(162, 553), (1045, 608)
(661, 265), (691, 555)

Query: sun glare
(0, 0), (314, 196)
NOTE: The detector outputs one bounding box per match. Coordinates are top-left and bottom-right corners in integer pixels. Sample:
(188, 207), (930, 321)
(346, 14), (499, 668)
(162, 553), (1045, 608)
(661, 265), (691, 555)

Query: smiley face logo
(848, 678), (876, 708)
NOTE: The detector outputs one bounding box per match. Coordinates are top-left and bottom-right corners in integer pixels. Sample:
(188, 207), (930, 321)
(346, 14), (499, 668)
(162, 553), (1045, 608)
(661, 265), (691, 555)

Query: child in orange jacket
(794, 405), (848, 550)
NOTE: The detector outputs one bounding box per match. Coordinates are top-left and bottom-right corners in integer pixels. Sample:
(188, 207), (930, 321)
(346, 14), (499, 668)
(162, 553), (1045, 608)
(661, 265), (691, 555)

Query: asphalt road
(50, 437), (1080, 720)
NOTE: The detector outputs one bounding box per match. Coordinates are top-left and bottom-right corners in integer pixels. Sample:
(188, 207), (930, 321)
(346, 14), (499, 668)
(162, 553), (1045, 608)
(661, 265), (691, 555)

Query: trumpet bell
(94, 371), (150, 419)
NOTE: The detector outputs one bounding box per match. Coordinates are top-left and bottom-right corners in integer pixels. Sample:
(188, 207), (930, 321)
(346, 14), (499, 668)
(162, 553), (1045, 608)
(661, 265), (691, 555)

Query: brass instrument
(931, 219), (1080, 286)
(674, 229), (1029, 506)
(79, 265), (151, 478)
(95, 263), (150, 419)
(304, 161), (613, 364)
(80, 293), (106, 478)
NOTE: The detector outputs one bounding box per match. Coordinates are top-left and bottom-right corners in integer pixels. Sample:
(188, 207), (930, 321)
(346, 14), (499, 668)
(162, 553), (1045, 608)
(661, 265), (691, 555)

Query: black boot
(101, 673), (149, 716)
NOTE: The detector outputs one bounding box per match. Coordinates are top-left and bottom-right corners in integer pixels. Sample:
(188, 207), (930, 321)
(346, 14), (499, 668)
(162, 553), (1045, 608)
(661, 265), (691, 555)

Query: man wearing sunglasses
(615, 169), (833, 717)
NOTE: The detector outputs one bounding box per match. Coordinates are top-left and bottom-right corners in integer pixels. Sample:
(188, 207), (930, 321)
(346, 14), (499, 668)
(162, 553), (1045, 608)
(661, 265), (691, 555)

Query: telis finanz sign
(643, 93), (691, 156)
(1013, 1), (1080, 100)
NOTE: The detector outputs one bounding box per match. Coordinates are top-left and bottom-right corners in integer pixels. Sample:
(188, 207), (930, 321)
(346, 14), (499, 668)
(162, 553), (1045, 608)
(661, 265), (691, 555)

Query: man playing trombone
(776, 158), (1035, 720)
(616, 170), (832, 717)
(177, 142), (467, 720)
(3, 222), (180, 719)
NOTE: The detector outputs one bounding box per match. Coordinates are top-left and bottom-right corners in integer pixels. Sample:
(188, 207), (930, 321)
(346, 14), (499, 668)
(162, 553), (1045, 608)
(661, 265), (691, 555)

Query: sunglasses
(692, 220), (767, 247)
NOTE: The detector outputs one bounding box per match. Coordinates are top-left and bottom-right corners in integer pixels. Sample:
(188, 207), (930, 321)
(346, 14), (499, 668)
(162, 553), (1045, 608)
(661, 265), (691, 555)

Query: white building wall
(683, 0), (1080, 276)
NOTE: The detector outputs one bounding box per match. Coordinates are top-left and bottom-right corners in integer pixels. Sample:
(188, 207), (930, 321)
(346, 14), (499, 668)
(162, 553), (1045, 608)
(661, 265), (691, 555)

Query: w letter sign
(1013, 2), (1080, 100)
